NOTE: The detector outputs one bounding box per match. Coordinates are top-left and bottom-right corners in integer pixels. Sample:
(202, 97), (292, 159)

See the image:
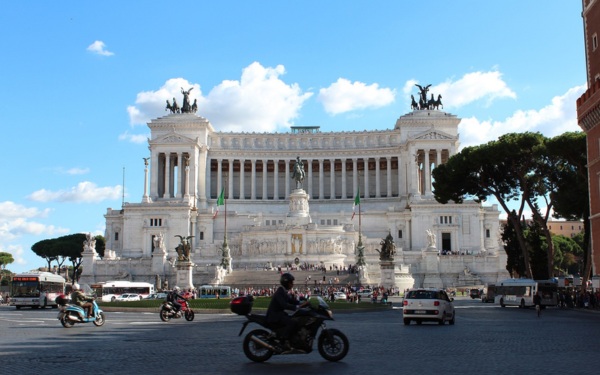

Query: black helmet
(280, 273), (295, 287)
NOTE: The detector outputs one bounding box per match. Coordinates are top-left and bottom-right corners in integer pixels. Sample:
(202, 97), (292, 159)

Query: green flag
(352, 189), (360, 220)
(213, 187), (225, 219)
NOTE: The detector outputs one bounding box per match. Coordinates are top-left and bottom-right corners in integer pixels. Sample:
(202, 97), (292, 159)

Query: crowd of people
(558, 289), (600, 309)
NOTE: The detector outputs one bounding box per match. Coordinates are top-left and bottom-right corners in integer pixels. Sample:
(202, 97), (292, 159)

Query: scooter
(56, 295), (105, 328)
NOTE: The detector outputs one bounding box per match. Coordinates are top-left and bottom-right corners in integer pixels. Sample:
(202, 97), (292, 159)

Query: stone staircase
(221, 268), (360, 288)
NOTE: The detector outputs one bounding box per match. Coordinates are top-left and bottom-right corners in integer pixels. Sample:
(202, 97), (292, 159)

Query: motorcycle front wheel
(184, 309), (195, 321)
(60, 314), (74, 328)
(93, 312), (106, 326)
(318, 328), (349, 362)
(243, 329), (273, 363)
(159, 308), (171, 322)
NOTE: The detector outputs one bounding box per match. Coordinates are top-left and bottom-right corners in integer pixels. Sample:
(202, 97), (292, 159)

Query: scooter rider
(266, 273), (310, 350)
(167, 286), (187, 315)
(70, 283), (94, 318)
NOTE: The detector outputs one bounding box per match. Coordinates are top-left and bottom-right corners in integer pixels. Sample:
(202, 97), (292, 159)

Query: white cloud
(87, 40), (114, 56)
(27, 182), (122, 203)
(404, 71), (516, 110)
(431, 71), (517, 109)
(458, 85), (586, 148)
(126, 62), (312, 133)
(318, 78), (396, 115)
(0, 244), (26, 266)
(0, 202), (68, 242)
(127, 78), (201, 125)
(0, 201), (51, 219)
(119, 131), (149, 144)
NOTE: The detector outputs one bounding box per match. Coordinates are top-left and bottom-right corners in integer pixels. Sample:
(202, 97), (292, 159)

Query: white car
(332, 292), (347, 301)
(115, 293), (142, 302)
(357, 289), (373, 300)
(402, 288), (455, 325)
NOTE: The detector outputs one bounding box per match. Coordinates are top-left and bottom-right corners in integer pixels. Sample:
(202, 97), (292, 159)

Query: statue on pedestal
(426, 229), (436, 248)
(291, 156), (305, 189)
(376, 232), (396, 261)
(83, 233), (96, 253)
(174, 235), (194, 261)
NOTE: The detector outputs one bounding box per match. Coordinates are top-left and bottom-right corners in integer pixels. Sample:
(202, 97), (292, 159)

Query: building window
(150, 218), (162, 227)
(199, 232), (204, 240)
(486, 229), (490, 238)
(439, 215), (453, 224)
(593, 33), (598, 51)
(114, 232), (119, 241)
(333, 219), (338, 225)
(398, 230), (403, 239)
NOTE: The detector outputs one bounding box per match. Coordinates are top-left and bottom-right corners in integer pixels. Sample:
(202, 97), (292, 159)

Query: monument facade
(80, 86), (509, 289)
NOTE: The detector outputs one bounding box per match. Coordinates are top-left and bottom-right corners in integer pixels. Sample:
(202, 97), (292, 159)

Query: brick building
(577, 0), (600, 275)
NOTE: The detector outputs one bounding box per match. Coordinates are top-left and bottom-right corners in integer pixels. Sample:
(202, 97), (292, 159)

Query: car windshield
(406, 290), (440, 299)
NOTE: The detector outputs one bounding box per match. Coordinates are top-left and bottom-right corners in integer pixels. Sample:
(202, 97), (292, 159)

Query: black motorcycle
(231, 295), (349, 362)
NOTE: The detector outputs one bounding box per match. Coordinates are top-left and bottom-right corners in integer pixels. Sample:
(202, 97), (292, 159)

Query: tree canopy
(31, 233), (106, 279)
(0, 252), (14, 269)
(432, 131), (589, 280)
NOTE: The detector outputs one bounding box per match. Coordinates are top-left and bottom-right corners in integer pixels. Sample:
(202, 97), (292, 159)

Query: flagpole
(223, 176), (228, 247)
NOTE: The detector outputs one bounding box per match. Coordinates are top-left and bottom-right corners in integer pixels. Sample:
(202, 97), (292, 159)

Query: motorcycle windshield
(312, 296), (330, 310)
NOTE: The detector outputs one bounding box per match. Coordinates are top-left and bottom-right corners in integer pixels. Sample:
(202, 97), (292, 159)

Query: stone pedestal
(380, 260), (396, 289)
(175, 260), (194, 289)
(422, 246), (443, 288)
(394, 264), (415, 291)
(286, 189), (311, 226)
(152, 246), (167, 273)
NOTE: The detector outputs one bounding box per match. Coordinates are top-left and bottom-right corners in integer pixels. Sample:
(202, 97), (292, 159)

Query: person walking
(533, 291), (542, 317)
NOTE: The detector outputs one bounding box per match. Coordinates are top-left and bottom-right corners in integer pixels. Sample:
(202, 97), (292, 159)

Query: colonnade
(150, 148), (453, 203)
(208, 157), (402, 201)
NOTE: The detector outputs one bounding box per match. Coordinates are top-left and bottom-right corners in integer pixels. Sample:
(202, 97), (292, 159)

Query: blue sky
(0, 1), (586, 273)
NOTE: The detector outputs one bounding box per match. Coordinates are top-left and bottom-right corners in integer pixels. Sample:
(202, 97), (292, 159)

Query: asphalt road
(1, 298), (599, 375)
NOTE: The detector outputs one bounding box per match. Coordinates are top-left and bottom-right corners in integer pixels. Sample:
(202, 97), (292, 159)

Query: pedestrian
(533, 291), (542, 317)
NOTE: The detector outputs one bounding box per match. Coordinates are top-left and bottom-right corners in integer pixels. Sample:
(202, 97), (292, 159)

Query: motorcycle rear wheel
(160, 308), (171, 322)
(318, 328), (349, 362)
(94, 312), (106, 326)
(184, 310), (195, 321)
(243, 329), (273, 362)
(60, 315), (74, 328)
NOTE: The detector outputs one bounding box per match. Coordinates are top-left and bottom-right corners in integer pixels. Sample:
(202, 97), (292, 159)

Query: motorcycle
(160, 298), (194, 322)
(231, 295), (349, 362)
(55, 295), (105, 328)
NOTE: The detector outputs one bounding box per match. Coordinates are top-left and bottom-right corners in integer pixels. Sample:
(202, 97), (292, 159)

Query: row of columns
(414, 148), (449, 196)
(209, 157), (401, 200)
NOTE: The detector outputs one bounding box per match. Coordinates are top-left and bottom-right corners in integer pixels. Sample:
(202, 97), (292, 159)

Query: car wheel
(438, 318), (445, 325)
(403, 318), (410, 325)
(520, 299), (525, 309)
(449, 313), (455, 325)
(500, 298), (505, 308)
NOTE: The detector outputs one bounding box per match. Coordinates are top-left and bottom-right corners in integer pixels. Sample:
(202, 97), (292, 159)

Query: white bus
(496, 279), (558, 308)
(90, 281), (155, 302)
(10, 272), (66, 309)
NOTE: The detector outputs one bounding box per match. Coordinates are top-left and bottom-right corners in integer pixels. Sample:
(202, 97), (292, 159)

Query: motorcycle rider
(70, 283), (94, 318)
(167, 286), (187, 316)
(266, 273), (310, 350)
